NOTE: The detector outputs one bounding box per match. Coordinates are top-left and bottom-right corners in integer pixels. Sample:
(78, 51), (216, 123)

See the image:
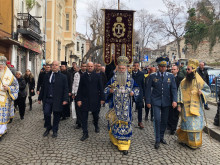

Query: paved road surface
(0, 103), (220, 165)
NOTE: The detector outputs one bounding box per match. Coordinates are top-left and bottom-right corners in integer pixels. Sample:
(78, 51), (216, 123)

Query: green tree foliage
(184, 3), (220, 51)
(25, 0), (35, 13)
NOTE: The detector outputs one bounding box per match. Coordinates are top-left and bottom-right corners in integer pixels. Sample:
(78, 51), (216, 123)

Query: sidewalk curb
(204, 119), (220, 142)
(207, 101), (217, 106)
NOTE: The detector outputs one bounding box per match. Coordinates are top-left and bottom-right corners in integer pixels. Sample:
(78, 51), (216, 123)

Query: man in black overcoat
(96, 63), (107, 88)
(38, 61), (69, 138)
(77, 62), (105, 141)
(196, 62), (210, 110)
(60, 61), (72, 119)
(167, 65), (182, 135)
(37, 63), (51, 95)
(105, 55), (116, 82)
(132, 62), (145, 129)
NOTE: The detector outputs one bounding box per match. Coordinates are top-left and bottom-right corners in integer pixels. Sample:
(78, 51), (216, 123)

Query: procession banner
(103, 9), (135, 65)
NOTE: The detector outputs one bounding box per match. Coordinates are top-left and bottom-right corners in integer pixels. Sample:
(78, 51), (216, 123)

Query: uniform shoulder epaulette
(151, 72), (157, 75)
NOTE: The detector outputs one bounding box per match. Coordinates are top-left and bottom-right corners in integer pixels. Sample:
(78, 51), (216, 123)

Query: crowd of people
(0, 55), (212, 155)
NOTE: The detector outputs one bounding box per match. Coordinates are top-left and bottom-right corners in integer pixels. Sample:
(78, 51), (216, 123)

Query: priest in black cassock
(60, 61), (72, 120)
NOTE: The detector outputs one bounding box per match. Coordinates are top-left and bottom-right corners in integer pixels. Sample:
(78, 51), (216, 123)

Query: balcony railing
(17, 13), (41, 35)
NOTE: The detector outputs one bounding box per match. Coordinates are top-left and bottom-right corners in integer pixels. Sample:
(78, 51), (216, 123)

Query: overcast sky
(76, 0), (166, 35)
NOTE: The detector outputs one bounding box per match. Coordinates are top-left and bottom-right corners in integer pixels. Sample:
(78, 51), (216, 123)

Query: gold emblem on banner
(112, 17), (126, 38)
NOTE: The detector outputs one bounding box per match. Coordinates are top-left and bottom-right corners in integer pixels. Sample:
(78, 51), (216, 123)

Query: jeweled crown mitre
(117, 56), (129, 66)
(188, 59), (199, 71)
(0, 56), (7, 65)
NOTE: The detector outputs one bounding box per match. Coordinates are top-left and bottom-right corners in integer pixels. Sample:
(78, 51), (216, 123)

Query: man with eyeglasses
(146, 57), (177, 149)
(177, 59), (211, 149)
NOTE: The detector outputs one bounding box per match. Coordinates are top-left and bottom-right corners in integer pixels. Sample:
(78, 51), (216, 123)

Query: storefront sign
(19, 37), (42, 54)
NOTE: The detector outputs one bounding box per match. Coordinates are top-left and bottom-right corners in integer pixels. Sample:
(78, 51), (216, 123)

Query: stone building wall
(186, 39), (220, 63)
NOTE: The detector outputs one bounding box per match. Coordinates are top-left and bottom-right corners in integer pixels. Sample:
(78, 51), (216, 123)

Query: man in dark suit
(37, 63), (51, 95)
(38, 61), (69, 138)
(60, 61), (72, 120)
(105, 55), (116, 82)
(77, 62), (105, 141)
(167, 65), (182, 135)
(146, 57), (177, 149)
(132, 62), (145, 129)
(96, 63), (107, 88)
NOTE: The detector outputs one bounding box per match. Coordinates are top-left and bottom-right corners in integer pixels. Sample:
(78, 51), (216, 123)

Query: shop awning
(0, 37), (21, 46)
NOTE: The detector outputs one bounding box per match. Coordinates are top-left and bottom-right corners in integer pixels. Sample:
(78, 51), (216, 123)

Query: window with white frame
(66, 13), (69, 31)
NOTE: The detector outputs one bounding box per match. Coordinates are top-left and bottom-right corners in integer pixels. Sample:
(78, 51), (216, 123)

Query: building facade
(46, 0), (77, 66)
(74, 32), (87, 65)
(165, 38), (186, 63)
(0, 0), (20, 62)
(13, 0), (46, 78)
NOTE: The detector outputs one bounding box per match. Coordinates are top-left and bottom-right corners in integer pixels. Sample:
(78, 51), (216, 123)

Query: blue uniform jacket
(145, 71), (177, 107)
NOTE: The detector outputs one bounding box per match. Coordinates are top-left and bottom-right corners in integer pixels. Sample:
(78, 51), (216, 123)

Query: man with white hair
(0, 56), (19, 140)
(104, 56), (139, 155)
(38, 61), (69, 138)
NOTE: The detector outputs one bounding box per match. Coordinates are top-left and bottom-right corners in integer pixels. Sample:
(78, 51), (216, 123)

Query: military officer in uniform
(145, 57), (177, 149)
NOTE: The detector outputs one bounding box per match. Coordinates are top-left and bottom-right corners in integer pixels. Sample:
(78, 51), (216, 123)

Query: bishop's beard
(116, 71), (127, 86)
(185, 72), (195, 84)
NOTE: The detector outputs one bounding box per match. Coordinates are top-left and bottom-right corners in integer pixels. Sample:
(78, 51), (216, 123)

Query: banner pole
(118, 0), (120, 10)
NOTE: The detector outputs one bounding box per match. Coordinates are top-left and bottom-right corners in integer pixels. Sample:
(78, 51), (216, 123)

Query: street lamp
(135, 41), (139, 63)
(81, 44), (84, 64)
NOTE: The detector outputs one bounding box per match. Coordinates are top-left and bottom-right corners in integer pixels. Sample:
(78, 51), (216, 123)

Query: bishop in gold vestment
(0, 56), (19, 140)
(177, 59), (210, 149)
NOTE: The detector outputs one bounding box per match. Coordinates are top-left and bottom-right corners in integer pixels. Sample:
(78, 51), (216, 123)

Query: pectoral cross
(4, 77), (10, 82)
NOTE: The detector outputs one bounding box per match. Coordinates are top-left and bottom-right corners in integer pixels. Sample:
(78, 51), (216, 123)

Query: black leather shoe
(9, 118), (13, 123)
(52, 132), (57, 138)
(145, 116), (148, 121)
(61, 117), (66, 121)
(95, 127), (100, 133)
(43, 129), (51, 137)
(170, 130), (175, 135)
(160, 139), (167, 144)
(154, 142), (160, 149)
(123, 150), (128, 155)
(205, 107), (210, 110)
(75, 125), (81, 129)
(80, 134), (89, 141)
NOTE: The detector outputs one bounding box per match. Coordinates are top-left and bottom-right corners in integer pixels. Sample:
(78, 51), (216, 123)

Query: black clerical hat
(61, 61), (67, 66)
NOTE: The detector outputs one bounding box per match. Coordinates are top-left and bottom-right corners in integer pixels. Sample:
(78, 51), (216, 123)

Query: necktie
(161, 72), (164, 80)
(88, 73), (91, 81)
(51, 73), (55, 83)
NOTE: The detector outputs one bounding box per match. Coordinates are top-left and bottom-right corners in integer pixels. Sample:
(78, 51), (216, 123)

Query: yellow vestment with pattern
(177, 72), (210, 148)
(0, 66), (19, 137)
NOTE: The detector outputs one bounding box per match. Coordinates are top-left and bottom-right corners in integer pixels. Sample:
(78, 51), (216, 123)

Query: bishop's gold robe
(177, 72), (210, 149)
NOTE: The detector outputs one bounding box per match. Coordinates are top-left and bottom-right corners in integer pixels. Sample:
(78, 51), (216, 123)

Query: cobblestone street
(0, 102), (220, 165)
